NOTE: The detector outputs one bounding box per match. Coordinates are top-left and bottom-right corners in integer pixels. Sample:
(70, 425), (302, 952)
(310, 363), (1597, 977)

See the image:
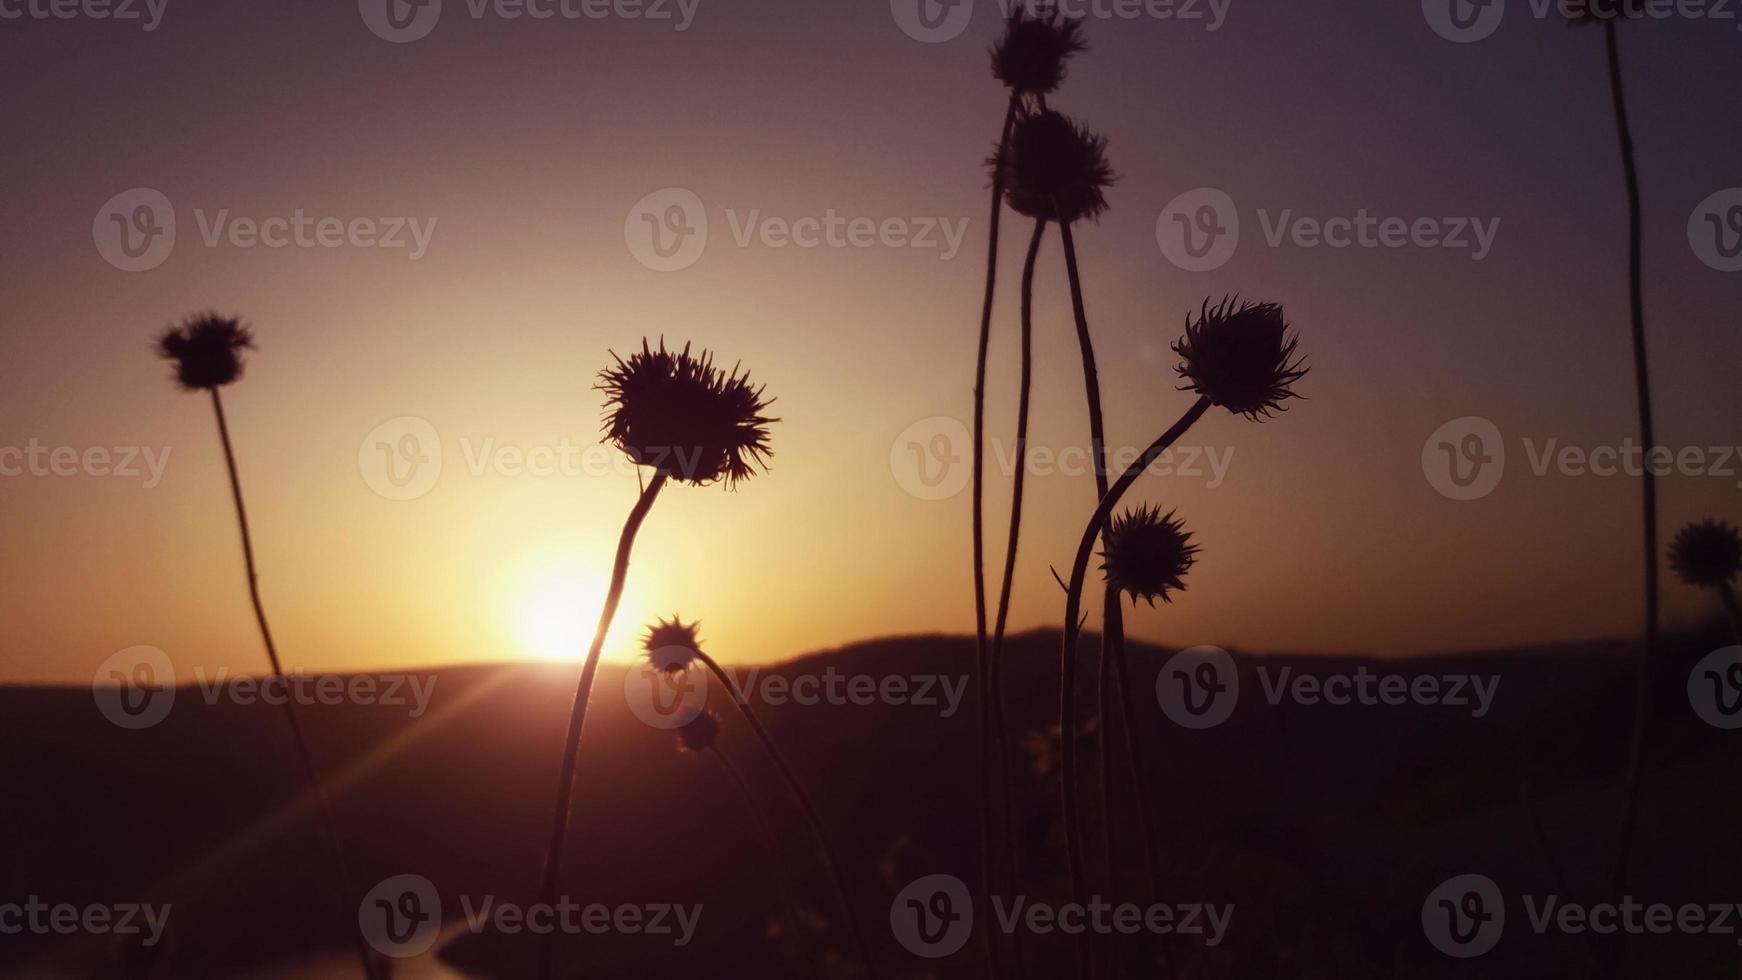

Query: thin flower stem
(711, 745), (803, 975)
(973, 94), (1020, 980)
(1603, 18), (1660, 902)
(695, 651), (876, 979)
(1058, 217), (1149, 919)
(537, 470), (669, 979)
(1108, 627), (1161, 893)
(1059, 397), (1213, 980)
(1720, 582), (1742, 645)
(209, 390), (377, 980)
(989, 217), (1048, 918)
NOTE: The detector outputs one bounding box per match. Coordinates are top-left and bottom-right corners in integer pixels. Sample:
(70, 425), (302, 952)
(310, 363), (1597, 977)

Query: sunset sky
(2, 0), (1739, 683)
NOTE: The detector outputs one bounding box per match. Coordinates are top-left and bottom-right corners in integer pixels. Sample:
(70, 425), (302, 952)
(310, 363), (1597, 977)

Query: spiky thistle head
(1669, 520), (1742, 590)
(155, 313), (254, 391)
(643, 615), (703, 674)
(677, 710), (721, 754)
(598, 339), (776, 488)
(990, 5), (1086, 95)
(993, 108), (1115, 224)
(1173, 296), (1308, 419)
(1100, 504), (1197, 606)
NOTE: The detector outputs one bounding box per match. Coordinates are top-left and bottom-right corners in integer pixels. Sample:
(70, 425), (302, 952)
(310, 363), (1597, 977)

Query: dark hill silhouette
(2, 627), (1738, 978)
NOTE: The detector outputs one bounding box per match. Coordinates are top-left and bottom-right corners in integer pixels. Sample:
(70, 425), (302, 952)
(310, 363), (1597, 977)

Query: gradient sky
(2, 0), (1739, 682)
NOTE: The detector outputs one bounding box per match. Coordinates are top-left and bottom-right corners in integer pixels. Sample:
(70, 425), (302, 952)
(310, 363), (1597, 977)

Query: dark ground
(3, 626), (1739, 978)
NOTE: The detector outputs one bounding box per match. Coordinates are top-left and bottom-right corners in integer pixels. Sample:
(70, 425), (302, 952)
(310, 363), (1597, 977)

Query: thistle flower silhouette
(157, 314), (254, 390)
(676, 709), (722, 754)
(1174, 296), (1308, 420)
(645, 617), (874, 976)
(1100, 505), (1197, 607)
(1056, 300), (1306, 980)
(645, 615), (704, 674)
(995, 108), (1115, 225)
(538, 340), (775, 980)
(1669, 520), (1742, 590)
(599, 339), (774, 488)
(1670, 520), (1742, 642)
(990, 6), (1085, 96)
(155, 313), (377, 980)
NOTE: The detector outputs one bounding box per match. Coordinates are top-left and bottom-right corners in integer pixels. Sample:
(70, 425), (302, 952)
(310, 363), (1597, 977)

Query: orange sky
(2, 0), (1739, 683)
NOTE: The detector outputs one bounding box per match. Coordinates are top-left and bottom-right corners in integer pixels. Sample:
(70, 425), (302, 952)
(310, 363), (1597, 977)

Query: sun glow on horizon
(514, 572), (606, 662)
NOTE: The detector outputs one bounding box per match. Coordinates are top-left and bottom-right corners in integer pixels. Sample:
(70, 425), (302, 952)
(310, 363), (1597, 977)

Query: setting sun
(514, 573), (606, 662)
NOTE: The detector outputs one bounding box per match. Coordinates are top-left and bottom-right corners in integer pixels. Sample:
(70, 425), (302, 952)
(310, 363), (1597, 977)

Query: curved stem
(210, 390), (378, 980)
(711, 746), (802, 976)
(973, 94), (1020, 980)
(1603, 18), (1659, 902)
(1059, 398), (1212, 980)
(1108, 627), (1161, 893)
(695, 651), (876, 978)
(538, 471), (669, 979)
(1057, 218), (1138, 922)
(988, 218), (1048, 919)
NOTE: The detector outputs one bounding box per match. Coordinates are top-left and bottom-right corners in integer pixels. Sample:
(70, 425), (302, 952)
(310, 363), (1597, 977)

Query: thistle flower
(644, 615), (703, 674)
(990, 6), (1085, 96)
(1173, 296), (1308, 420)
(993, 109), (1115, 225)
(598, 339), (775, 488)
(676, 709), (721, 754)
(156, 313), (254, 391)
(1668, 520), (1742, 590)
(1100, 504), (1197, 606)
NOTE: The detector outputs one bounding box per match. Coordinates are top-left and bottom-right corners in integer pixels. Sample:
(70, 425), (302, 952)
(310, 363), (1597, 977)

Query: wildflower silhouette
(973, 16), (1087, 957)
(537, 340), (774, 979)
(1100, 505), (1197, 607)
(1057, 300), (1306, 977)
(1669, 519), (1742, 641)
(155, 313), (378, 980)
(644, 617), (874, 977)
(1568, 4), (1660, 900)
